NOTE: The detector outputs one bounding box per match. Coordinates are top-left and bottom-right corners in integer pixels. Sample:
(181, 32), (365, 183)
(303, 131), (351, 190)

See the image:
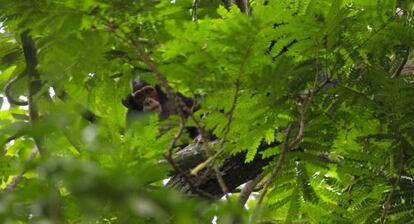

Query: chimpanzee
(122, 77), (198, 138)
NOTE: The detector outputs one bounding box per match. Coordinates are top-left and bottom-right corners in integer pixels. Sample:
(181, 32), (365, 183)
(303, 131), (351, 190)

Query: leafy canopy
(1, 0), (414, 223)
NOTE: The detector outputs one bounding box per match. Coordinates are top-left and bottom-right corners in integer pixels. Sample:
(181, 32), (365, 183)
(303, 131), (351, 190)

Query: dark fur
(122, 77), (198, 138)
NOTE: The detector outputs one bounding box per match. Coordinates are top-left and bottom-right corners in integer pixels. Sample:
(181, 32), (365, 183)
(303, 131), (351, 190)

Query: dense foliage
(1, 0), (414, 223)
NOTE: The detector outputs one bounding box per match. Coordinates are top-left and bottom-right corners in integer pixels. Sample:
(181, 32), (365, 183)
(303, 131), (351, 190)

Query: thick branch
(21, 30), (41, 122)
(238, 173), (264, 205)
(400, 58), (414, 76)
(4, 30), (43, 191)
(191, 80), (240, 198)
(235, 0), (249, 14)
(163, 117), (215, 199)
(191, 80), (240, 175)
(223, 0), (249, 14)
(391, 47), (410, 78)
(191, 0), (200, 21)
(166, 139), (277, 198)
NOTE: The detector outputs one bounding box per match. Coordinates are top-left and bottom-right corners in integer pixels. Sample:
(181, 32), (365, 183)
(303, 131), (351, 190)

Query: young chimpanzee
(122, 77), (198, 138)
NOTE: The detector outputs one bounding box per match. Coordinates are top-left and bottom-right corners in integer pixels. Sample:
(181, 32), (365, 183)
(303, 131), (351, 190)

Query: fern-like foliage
(1, 0), (414, 223)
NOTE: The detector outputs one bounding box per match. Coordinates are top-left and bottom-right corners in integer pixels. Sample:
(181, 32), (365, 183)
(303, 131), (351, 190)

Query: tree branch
(222, 0), (249, 14)
(165, 138), (277, 198)
(289, 97), (309, 147)
(235, 0), (249, 14)
(251, 81), (313, 220)
(21, 30), (41, 123)
(391, 47), (410, 78)
(4, 30), (43, 191)
(380, 153), (404, 224)
(4, 70), (29, 106)
(4, 146), (39, 191)
(190, 80), (240, 198)
(191, 0), (200, 21)
(252, 124), (293, 217)
(238, 173), (264, 205)
(163, 117), (215, 199)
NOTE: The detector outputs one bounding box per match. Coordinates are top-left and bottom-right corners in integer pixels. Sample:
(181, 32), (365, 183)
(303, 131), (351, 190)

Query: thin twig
(289, 95), (310, 148)
(314, 41), (321, 90)
(251, 78), (314, 220)
(190, 80), (240, 176)
(205, 80), (241, 199)
(213, 165), (230, 199)
(5, 133), (26, 144)
(251, 124), (293, 221)
(167, 117), (187, 157)
(220, 80), (240, 148)
(380, 153), (404, 224)
(210, 80), (241, 198)
(4, 146), (39, 191)
(255, 124), (293, 205)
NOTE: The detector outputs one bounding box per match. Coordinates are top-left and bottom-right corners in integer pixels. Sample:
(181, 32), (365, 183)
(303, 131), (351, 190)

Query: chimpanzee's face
(132, 86), (162, 113)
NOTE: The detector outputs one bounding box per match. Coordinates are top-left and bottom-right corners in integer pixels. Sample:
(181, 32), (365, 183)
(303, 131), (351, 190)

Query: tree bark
(222, 0), (249, 14)
(167, 140), (278, 198)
